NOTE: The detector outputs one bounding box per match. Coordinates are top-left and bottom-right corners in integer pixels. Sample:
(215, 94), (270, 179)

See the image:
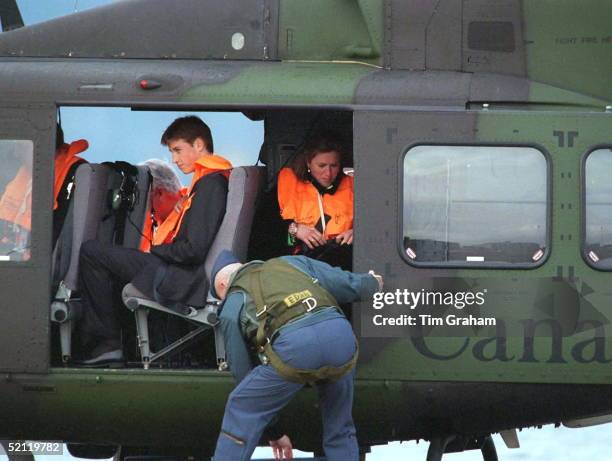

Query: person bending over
(211, 250), (383, 461)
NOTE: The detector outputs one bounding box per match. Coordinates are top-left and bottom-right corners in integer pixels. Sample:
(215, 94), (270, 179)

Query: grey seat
(50, 163), (152, 363)
(122, 166), (265, 369)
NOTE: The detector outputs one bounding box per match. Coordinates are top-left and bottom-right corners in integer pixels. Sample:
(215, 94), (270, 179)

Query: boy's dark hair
(161, 116), (214, 152)
(291, 131), (347, 181)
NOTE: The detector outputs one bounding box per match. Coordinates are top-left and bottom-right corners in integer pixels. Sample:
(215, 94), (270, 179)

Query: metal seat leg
(59, 319), (72, 364)
(134, 308), (151, 369)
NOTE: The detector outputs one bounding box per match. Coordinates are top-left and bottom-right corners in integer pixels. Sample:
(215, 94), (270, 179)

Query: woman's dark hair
(291, 132), (347, 181)
(161, 115), (214, 153)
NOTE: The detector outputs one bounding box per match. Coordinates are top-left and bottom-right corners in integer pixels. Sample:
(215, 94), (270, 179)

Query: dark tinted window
(584, 148), (612, 269)
(0, 140), (33, 262)
(403, 145), (548, 267)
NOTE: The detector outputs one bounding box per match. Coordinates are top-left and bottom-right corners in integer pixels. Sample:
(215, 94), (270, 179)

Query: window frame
(581, 144), (612, 271)
(398, 142), (552, 269)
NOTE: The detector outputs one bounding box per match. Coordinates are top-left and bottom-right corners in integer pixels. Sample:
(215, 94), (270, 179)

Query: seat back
(52, 163), (119, 292)
(53, 162), (152, 292)
(204, 166), (265, 279)
(120, 166), (263, 368)
(120, 164), (152, 249)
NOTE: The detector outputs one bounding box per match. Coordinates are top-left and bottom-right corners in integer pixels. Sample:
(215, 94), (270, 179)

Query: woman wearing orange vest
(277, 133), (353, 269)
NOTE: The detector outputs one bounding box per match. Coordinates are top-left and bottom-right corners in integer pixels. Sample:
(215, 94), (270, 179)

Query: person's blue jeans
(213, 317), (358, 461)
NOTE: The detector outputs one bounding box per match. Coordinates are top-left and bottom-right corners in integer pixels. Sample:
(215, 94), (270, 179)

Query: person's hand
(335, 229), (354, 245)
(269, 435), (293, 460)
(295, 224), (326, 249)
(369, 270), (384, 291)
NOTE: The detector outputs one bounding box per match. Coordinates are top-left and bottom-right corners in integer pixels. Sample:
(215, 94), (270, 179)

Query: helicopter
(0, 1), (611, 460)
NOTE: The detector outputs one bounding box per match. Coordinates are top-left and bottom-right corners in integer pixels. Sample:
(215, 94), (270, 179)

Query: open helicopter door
(0, 105), (54, 373)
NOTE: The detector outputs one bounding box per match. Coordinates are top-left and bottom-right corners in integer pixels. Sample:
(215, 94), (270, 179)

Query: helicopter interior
(44, 106), (355, 369)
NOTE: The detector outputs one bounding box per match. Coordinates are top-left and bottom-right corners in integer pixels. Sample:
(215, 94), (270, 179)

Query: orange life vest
(53, 140), (89, 210)
(139, 187), (188, 252)
(277, 167), (353, 239)
(0, 165), (33, 231)
(152, 155), (232, 246)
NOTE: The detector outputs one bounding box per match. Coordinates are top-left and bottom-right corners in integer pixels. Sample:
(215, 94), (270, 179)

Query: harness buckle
(256, 304), (268, 318)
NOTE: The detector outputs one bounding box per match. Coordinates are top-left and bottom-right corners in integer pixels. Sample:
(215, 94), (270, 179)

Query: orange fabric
(139, 187), (188, 252)
(139, 211), (154, 252)
(152, 155), (232, 246)
(277, 167), (353, 239)
(53, 140), (89, 209)
(0, 165), (32, 231)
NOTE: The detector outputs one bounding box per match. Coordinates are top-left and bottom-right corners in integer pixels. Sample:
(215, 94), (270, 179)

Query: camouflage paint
(1, 0), (611, 451)
(358, 110), (612, 385)
(0, 369), (401, 452)
(181, 62), (374, 105)
(278, 0), (381, 64)
(523, 0), (612, 101)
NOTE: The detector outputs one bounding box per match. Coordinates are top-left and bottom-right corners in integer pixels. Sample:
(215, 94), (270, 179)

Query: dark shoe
(75, 341), (125, 368)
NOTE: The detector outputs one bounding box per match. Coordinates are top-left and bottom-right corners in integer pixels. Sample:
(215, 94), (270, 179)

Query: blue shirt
(218, 256), (379, 383)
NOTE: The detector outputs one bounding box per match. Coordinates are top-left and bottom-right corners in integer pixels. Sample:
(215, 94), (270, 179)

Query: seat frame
(50, 163), (151, 364)
(123, 286), (226, 370)
(122, 166), (264, 370)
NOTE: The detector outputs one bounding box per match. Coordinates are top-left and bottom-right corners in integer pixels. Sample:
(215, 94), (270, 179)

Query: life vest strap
(261, 340), (358, 385)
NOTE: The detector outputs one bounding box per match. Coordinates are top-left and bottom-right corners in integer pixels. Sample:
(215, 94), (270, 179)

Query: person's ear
(193, 137), (206, 153)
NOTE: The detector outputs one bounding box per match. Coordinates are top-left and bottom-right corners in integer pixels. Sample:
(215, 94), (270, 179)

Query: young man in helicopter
(75, 116), (232, 366)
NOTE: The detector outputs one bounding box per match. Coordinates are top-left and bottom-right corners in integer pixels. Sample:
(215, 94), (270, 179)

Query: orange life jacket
(0, 165), (32, 231)
(139, 187), (188, 252)
(53, 140), (89, 210)
(277, 167), (353, 239)
(152, 155), (232, 246)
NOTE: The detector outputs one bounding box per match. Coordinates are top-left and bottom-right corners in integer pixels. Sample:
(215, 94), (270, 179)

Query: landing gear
(426, 435), (456, 461)
(480, 436), (498, 461)
(426, 435), (498, 461)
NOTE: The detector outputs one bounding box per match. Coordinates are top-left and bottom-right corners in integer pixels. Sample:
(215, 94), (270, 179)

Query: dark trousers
(77, 240), (163, 350)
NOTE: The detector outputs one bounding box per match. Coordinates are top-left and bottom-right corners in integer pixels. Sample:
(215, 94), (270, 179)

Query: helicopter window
(402, 145), (548, 268)
(583, 148), (612, 270)
(59, 107), (262, 167)
(0, 140), (33, 262)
